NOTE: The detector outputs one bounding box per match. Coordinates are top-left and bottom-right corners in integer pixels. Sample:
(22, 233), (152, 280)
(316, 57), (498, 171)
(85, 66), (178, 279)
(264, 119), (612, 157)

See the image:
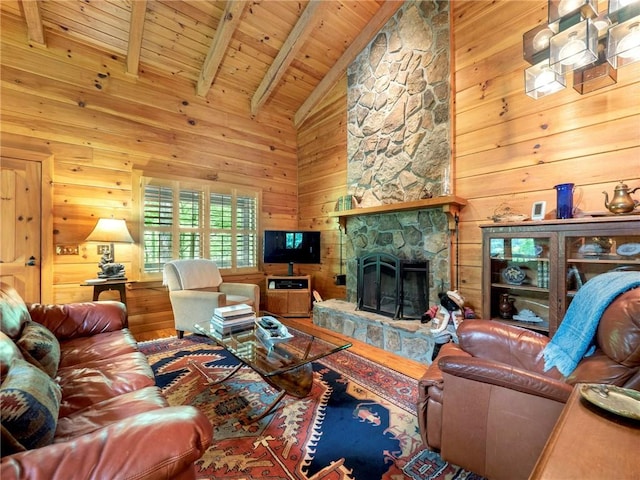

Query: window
(139, 176), (259, 277)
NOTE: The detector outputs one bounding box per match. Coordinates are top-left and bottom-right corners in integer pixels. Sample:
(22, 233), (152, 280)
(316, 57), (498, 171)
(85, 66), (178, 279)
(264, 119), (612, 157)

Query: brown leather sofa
(417, 287), (640, 480)
(0, 283), (212, 480)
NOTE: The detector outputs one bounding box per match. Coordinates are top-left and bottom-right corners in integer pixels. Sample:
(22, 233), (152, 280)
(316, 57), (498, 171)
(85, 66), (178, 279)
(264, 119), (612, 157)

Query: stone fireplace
(347, 207), (450, 309)
(345, 0), (452, 305)
(357, 252), (428, 319)
(314, 1), (454, 364)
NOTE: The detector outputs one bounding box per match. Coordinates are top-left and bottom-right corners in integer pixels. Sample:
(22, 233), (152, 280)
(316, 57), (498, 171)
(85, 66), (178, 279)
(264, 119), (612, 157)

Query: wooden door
(0, 157), (42, 302)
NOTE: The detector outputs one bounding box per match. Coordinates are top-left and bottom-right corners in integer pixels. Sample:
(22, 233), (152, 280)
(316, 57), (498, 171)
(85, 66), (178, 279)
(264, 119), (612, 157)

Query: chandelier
(524, 0), (640, 98)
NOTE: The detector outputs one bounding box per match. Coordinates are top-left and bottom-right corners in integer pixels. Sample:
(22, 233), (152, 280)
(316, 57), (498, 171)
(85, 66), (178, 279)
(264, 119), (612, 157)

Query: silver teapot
(603, 181), (639, 214)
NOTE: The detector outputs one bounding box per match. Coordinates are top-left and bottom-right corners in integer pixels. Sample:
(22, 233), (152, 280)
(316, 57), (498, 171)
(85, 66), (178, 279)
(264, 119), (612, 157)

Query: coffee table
(192, 317), (351, 423)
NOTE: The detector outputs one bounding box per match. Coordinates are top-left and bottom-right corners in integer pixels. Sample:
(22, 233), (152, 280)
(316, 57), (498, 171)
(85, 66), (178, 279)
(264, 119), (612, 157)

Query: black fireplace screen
(357, 252), (428, 319)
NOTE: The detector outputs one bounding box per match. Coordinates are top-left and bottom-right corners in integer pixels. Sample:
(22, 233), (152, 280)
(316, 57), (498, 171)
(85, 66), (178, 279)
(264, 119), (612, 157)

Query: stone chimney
(347, 1), (451, 206)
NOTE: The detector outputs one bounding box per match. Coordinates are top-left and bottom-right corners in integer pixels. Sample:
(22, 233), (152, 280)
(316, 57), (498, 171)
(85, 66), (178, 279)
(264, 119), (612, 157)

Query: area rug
(140, 334), (481, 480)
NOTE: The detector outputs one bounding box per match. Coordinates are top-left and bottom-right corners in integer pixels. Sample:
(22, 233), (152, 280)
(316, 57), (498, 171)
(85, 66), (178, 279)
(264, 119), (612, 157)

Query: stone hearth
(313, 299), (435, 364)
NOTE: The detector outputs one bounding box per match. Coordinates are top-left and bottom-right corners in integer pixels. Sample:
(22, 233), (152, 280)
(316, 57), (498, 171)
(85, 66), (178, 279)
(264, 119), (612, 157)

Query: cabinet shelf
(482, 217), (639, 337)
(568, 258), (640, 264)
(494, 318), (550, 333)
(492, 256), (550, 262)
(491, 283), (549, 293)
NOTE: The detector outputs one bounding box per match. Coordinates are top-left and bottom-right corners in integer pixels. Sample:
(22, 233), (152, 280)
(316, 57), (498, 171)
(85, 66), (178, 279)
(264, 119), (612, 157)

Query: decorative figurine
(97, 249), (126, 279)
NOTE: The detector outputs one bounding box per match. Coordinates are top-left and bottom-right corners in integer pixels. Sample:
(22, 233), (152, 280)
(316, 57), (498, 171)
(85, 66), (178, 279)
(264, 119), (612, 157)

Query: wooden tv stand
(265, 275), (311, 317)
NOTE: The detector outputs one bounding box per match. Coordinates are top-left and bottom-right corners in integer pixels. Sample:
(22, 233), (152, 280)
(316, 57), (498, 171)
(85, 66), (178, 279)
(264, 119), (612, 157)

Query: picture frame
(531, 201), (546, 220)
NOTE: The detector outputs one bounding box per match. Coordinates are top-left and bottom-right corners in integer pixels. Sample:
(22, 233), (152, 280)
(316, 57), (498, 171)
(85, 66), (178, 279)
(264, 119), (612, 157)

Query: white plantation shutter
(236, 195), (257, 268)
(178, 189), (203, 259)
(141, 177), (259, 275)
(143, 185), (173, 272)
(210, 193), (232, 268)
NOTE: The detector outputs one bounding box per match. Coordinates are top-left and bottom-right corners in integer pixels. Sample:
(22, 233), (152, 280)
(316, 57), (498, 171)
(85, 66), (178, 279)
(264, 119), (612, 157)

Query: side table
(81, 280), (129, 307)
(530, 383), (640, 479)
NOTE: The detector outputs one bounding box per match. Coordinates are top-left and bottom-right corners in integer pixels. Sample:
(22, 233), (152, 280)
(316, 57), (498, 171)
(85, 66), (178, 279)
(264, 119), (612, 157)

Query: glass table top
(193, 316), (351, 378)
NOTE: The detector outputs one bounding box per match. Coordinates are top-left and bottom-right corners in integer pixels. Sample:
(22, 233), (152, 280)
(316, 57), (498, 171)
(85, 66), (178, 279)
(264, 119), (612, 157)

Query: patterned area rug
(140, 334), (480, 480)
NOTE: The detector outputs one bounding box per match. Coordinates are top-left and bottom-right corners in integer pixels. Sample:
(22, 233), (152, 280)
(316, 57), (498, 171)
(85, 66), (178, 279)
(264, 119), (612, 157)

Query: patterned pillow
(16, 321), (60, 378)
(0, 358), (62, 455)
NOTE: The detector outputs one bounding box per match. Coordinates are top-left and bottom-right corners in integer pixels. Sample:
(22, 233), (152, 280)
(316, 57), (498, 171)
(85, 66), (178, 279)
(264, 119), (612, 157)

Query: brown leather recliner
(417, 287), (640, 480)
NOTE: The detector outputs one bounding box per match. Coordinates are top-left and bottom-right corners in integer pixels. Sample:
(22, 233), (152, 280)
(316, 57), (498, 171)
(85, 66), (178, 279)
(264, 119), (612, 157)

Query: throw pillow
(0, 331), (24, 378)
(0, 358), (62, 456)
(16, 321), (61, 378)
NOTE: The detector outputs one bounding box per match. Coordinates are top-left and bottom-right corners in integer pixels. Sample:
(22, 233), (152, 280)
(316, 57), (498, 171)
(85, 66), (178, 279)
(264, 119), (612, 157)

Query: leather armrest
(419, 342), (469, 390)
(27, 301), (127, 341)
(417, 343), (471, 450)
(457, 320), (563, 378)
(439, 355), (573, 402)
(0, 406), (212, 480)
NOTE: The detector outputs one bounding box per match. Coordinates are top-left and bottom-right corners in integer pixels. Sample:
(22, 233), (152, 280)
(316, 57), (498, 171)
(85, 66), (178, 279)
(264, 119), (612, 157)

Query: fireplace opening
(356, 252), (429, 319)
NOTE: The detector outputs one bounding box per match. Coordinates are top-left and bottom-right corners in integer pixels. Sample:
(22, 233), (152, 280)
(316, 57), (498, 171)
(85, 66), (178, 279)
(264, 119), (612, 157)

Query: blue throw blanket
(543, 271), (640, 377)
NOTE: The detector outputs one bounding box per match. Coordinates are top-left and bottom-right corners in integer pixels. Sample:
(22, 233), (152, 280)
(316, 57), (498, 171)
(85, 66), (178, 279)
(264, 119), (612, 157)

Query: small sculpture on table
(97, 250), (126, 280)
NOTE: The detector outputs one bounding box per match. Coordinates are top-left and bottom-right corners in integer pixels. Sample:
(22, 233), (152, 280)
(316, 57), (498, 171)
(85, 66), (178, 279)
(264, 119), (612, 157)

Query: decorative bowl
(617, 243), (640, 257)
(502, 265), (526, 285)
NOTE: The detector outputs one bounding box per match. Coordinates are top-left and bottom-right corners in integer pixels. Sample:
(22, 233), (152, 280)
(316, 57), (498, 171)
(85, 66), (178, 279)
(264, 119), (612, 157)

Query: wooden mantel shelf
(328, 195), (467, 232)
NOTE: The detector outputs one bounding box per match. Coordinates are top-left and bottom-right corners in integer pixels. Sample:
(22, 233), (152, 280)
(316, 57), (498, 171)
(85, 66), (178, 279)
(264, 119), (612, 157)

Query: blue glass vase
(554, 183), (575, 219)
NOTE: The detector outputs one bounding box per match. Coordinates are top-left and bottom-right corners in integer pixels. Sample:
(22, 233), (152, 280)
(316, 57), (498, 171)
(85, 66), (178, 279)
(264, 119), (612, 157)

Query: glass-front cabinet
(481, 217), (640, 337)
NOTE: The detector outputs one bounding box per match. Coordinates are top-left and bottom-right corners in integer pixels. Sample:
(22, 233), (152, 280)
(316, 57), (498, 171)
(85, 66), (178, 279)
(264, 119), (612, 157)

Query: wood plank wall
(452, 0), (640, 310)
(1, 13), (298, 334)
(297, 76), (349, 301)
(297, 0), (640, 313)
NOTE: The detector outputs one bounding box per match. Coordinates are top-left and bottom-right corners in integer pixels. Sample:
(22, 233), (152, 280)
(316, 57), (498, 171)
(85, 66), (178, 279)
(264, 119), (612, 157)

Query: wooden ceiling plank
(19, 0), (45, 45)
(146, 1), (219, 47)
(251, 0), (322, 115)
(196, 0), (249, 97)
(294, 0), (403, 126)
(42, 1), (130, 41)
(127, 0), (147, 75)
(40, 9), (128, 54)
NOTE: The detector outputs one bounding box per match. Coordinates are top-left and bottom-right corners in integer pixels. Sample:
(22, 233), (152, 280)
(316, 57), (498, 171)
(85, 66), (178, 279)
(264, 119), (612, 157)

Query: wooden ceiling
(2, 0), (403, 125)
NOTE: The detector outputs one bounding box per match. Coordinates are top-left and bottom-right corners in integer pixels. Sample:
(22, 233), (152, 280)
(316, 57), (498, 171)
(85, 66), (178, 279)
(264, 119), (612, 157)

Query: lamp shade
(85, 218), (134, 243)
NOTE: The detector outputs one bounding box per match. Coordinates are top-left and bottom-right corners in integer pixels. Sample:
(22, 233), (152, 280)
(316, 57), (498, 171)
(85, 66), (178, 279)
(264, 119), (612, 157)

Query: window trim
(133, 171), (261, 281)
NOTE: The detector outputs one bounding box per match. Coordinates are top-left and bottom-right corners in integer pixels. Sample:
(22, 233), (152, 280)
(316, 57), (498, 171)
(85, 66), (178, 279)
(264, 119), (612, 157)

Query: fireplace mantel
(328, 195), (467, 232)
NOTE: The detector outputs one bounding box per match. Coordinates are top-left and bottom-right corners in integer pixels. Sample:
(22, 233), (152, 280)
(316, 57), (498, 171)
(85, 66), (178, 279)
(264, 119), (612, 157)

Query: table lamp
(85, 218), (134, 279)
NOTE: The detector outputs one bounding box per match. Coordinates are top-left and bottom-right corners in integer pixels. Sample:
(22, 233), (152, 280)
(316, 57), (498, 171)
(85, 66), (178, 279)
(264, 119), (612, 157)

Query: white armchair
(163, 259), (260, 338)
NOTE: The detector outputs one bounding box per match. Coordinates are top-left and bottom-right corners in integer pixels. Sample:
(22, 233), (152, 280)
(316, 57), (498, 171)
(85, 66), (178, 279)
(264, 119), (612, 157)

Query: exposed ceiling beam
(126, 0), (147, 76)
(251, 0), (323, 116)
(294, 0), (404, 127)
(20, 0), (45, 45)
(196, 0), (249, 97)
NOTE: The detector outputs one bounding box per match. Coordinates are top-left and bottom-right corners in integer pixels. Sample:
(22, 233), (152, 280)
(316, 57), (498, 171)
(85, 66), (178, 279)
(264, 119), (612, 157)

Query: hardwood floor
(132, 316), (429, 381)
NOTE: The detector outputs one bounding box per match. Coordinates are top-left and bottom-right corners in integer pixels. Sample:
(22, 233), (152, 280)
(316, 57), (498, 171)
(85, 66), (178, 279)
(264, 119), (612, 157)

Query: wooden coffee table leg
(241, 363), (314, 424)
(188, 360), (243, 385)
(241, 389), (287, 425)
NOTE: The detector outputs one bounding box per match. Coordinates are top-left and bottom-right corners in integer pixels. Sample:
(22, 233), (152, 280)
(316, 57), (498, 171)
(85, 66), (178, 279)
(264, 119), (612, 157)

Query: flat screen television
(263, 230), (321, 265)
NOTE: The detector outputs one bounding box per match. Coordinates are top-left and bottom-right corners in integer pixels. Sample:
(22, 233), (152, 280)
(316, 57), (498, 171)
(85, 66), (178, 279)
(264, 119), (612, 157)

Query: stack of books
(211, 304), (256, 335)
